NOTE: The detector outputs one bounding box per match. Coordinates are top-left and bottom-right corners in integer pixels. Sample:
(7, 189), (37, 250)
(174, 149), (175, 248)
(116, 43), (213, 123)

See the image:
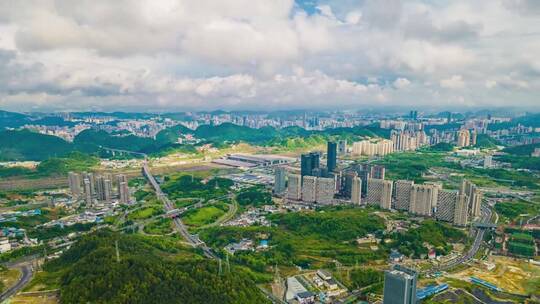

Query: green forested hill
(44, 230), (268, 304)
(0, 130), (73, 160)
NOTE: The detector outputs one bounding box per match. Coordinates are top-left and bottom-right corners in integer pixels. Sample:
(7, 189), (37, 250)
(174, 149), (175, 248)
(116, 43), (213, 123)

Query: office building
(316, 177), (336, 204)
(454, 194), (469, 226)
(287, 174), (302, 201)
(302, 176), (317, 203)
(301, 152), (320, 177)
(409, 184), (439, 216)
(327, 141), (337, 172)
(337, 140), (347, 155)
(351, 176), (362, 205)
(394, 180), (413, 211)
(436, 190), (458, 222)
(383, 265), (417, 304)
(274, 166), (287, 194)
(367, 178), (393, 210)
(68, 172), (81, 198)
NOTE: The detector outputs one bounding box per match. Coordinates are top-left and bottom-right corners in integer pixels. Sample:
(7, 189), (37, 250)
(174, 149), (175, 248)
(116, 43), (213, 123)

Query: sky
(0, 0), (539, 112)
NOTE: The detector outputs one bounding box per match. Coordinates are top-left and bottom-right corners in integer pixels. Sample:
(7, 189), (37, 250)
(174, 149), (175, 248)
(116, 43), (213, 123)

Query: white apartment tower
(351, 176), (362, 205)
(287, 174), (302, 201)
(367, 178), (393, 210)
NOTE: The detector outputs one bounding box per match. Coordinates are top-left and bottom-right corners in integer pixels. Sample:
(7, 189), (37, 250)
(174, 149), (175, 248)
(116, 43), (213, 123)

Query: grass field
(127, 205), (164, 221)
(0, 268), (20, 293)
(182, 203), (229, 227)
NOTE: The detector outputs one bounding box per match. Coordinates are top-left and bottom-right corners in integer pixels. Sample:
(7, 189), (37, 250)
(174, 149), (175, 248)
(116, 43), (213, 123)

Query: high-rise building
(436, 190), (458, 222)
(300, 152), (320, 177)
(327, 141), (337, 172)
(351, 176), (362, 205)
(302, 176), (317, 203)
(471, 130), (478, 146)
(274, 167), (287, 194)
(383, 265), (417, 304)
(352, 140), (394, 156)
(457, 129), (471, 147)
(483, 155), (493, 168)
(83, 172), (95, 197)
(460, 179), (482, 218)
(116, 175), (129, 204)
(316, 177), (335, 204)
(341, 171), (357, 198)
(454, 194), (469, 226)
(68, 172), (81, 198)
(470, 188), (483, 218)
(370, 165), (386, 180)
(409, 184), (439, 216)
(83, 178), (93, 205)
(96, 176), (112, 202)
(337, 140), (347, 155)
(367, 178), (393, 210)
(287, 174), (302, 201)
(394, 180), (413, 211)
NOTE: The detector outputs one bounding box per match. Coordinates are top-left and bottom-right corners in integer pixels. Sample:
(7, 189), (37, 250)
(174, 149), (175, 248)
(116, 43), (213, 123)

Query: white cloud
(0, 0), (539, 111)
(440, 75), (466, 89)
(393, 78), (411, 89)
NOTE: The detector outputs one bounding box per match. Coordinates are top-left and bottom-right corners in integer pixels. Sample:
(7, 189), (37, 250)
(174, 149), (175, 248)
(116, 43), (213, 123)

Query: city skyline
(0, 0), (539, 112)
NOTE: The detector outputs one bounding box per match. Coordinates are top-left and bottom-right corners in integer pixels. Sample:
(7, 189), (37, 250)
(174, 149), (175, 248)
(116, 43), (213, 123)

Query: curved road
(431, 205), (493, 273)
(0, 263), (33, 302)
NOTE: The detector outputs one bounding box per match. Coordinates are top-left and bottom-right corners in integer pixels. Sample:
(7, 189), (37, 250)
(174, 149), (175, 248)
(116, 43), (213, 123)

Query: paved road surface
(0, 263), (34, 302)
(432, 205), (493, 273)
(142, 160), (218, 259)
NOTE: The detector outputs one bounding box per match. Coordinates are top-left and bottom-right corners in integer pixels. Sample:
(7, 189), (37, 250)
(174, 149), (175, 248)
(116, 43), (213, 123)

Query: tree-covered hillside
(0, 130), (74, 161)
(43, 230), (268, 304)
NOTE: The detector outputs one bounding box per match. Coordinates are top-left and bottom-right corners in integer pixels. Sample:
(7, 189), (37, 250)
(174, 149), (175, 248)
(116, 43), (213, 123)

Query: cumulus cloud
(440, 75), (466, 89)
(0, 0), (539, 111)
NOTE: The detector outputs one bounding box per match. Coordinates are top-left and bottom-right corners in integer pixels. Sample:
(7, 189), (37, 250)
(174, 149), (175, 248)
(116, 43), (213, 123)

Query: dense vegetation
(200, 207), (387, 273)
(42, 230), (268, 304)
(474, 134), (500, 149)
(0, 152), (98, 178)
(387, 220), (467, 258)
(495, 201), (540, 223)
(0, 130), (74, 161)
(508, 233), (536, 257)
(496, 155), (540, 171)
(236, 186), (272, 207)
(349, 268), (384, 290)
(503, 142), (540, 156)
(162, 175), (233, 201)
(374, 152), (458, 182)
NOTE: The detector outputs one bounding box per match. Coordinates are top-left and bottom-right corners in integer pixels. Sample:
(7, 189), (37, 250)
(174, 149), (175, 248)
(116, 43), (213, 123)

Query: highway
(433, 205), (493, 273)
(0, 263), (34, 302)
(142, 160), (218, 259)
